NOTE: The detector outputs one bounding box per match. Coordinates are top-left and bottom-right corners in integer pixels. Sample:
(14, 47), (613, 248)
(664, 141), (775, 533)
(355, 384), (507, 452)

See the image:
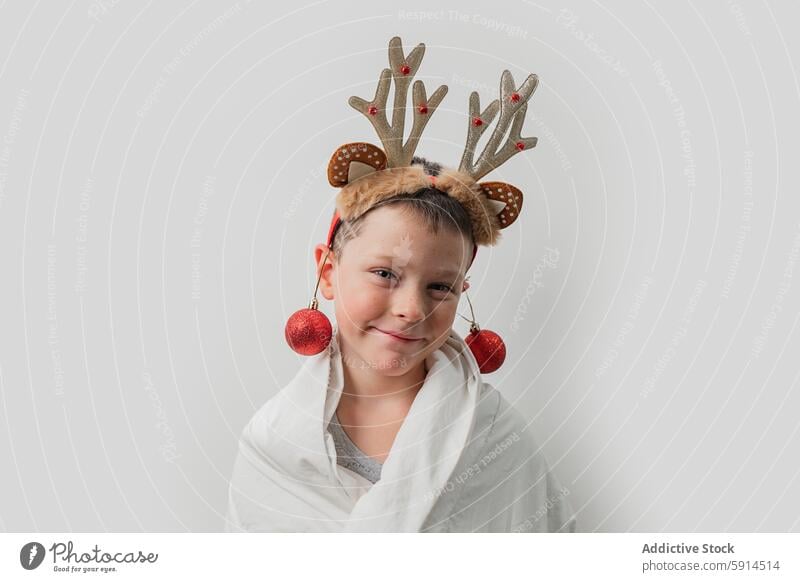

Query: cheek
(335, 280), (385, 322)
(430, 297), (459, 322)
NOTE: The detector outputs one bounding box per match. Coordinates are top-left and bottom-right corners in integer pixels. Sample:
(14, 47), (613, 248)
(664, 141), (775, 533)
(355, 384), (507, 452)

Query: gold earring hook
(310, 246), (332, 310)
(456, 277), (480, 333)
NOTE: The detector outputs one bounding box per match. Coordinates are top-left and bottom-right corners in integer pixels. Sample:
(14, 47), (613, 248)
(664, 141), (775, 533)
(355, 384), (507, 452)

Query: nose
(390, 282), (425, 323)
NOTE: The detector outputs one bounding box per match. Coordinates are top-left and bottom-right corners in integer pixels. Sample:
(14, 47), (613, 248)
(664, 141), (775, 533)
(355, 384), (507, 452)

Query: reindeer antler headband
(286, 36), (537, 366)
(325, 36), (539, 258)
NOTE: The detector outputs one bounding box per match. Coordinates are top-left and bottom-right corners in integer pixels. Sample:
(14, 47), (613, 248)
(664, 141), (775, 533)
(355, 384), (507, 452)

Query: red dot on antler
(473, 117), (483, 127)
(516, 141), (525, 151)
(418, 104), (428, 114)
(510, 93), (521, 103)
(400, 64), (411, 75)
(367, 105), (378, 115)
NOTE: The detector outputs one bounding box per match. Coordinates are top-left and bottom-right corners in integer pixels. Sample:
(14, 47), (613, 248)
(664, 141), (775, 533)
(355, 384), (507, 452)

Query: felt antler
(349, 36), (448, 168)
(458, 70), (539, 181)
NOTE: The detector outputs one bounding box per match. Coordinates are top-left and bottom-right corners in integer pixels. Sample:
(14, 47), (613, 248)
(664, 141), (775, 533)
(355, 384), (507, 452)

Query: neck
(341, 358), (427, 401)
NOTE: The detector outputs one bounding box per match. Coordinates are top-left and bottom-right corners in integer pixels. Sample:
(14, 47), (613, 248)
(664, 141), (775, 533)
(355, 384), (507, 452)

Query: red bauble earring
(459, 280), (506, 373)
(284, 247), (333, 355)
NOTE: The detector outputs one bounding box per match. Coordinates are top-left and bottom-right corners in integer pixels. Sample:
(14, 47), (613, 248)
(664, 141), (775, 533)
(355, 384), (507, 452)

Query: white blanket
(225, 328), (576, 532)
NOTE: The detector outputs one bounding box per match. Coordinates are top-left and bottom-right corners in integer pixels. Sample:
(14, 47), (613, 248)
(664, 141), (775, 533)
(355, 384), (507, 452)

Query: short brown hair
(331, 186), (474, 264)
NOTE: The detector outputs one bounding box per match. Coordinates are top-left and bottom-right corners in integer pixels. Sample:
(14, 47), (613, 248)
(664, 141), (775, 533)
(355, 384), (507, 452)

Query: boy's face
(314, 205), (473, 377)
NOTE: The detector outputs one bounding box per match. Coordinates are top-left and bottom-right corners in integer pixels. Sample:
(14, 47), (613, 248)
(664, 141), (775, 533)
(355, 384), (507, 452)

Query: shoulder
(426, 382), (577, 532)
(235, 386), (307, 466)
(475, 382), (534, 445)
(458, 382), (548, 479)
(476, 383), (578, 532)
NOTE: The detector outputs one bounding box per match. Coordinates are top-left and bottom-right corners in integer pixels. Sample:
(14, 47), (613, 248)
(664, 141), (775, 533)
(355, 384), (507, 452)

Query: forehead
(349, 206), (471, 274)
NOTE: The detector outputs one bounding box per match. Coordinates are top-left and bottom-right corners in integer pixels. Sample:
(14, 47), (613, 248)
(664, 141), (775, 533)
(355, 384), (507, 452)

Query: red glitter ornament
(458, 285), (506, 374)
(472, 117), (483, 127)
(418, 103), (428, 114)
(285, 304), (332, 356)
(510, 92), (521, 103)
(285, 247), (334, 356)
(400, 64), (411, 75)
(367, 105), (378, 116)
(465, 326), (506, 374)
(515, 141), (525, 151)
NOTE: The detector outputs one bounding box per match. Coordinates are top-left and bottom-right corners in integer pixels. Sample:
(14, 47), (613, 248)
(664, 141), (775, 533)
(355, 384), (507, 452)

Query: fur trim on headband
(335, 165), (501, 246)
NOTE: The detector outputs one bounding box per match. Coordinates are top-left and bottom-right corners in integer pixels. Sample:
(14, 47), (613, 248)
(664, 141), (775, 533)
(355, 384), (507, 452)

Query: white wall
(1, 0), (798, 532)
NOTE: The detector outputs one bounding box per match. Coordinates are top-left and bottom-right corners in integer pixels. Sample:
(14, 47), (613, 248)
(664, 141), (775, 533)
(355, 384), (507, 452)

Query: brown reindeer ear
(327, 142), (387, 187)
(479, 181), (523, 229)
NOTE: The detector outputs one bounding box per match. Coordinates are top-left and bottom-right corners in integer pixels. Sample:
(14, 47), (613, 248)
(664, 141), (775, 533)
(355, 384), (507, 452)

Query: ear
(478, 181), (523, 229)
(327, 142), (387, 187)
(313, 244), (337, 300)
(462, 279), (471, 292)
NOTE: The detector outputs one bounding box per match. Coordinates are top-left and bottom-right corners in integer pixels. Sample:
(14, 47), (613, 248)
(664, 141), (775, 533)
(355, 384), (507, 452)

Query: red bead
(367, 105), (378, 115)
(465, 328), (506, 374)
(400, 64), (411, 75)
(516, 141), (525, 151)
(510, 92), (521, 103)
(418, 103), (428, 114)
(285, 307), (332, 355)
(472, 117), (483, 127)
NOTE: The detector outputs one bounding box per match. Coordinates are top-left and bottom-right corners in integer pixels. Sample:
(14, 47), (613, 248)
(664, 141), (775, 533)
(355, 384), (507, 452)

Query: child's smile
(368, 326), (424, 344)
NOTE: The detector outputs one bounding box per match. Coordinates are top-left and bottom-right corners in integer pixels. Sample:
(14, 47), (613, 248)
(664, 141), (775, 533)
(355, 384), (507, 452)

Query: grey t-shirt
(327, 412), (383, 484)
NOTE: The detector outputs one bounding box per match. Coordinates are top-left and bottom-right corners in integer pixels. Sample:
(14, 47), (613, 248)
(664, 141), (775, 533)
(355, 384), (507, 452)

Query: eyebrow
(370, 255), (463, 279)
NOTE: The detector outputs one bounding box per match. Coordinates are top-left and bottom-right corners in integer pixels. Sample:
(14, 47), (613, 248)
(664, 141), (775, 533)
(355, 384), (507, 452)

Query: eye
(371, 270), (455, 295)
(430, 283), (454, 294)
(372, 269), (397, 281)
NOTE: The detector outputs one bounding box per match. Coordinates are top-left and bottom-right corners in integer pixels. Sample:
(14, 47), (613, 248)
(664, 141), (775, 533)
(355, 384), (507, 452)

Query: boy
(225, 37), (576, 532)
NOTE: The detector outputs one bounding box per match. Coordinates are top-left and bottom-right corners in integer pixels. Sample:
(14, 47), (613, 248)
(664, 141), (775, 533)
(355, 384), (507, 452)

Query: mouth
(371, 327), (423, 342)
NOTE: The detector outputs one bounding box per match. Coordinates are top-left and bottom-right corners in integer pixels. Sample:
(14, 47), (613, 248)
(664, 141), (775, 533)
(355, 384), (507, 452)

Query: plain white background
(1, 0), (799, 532)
